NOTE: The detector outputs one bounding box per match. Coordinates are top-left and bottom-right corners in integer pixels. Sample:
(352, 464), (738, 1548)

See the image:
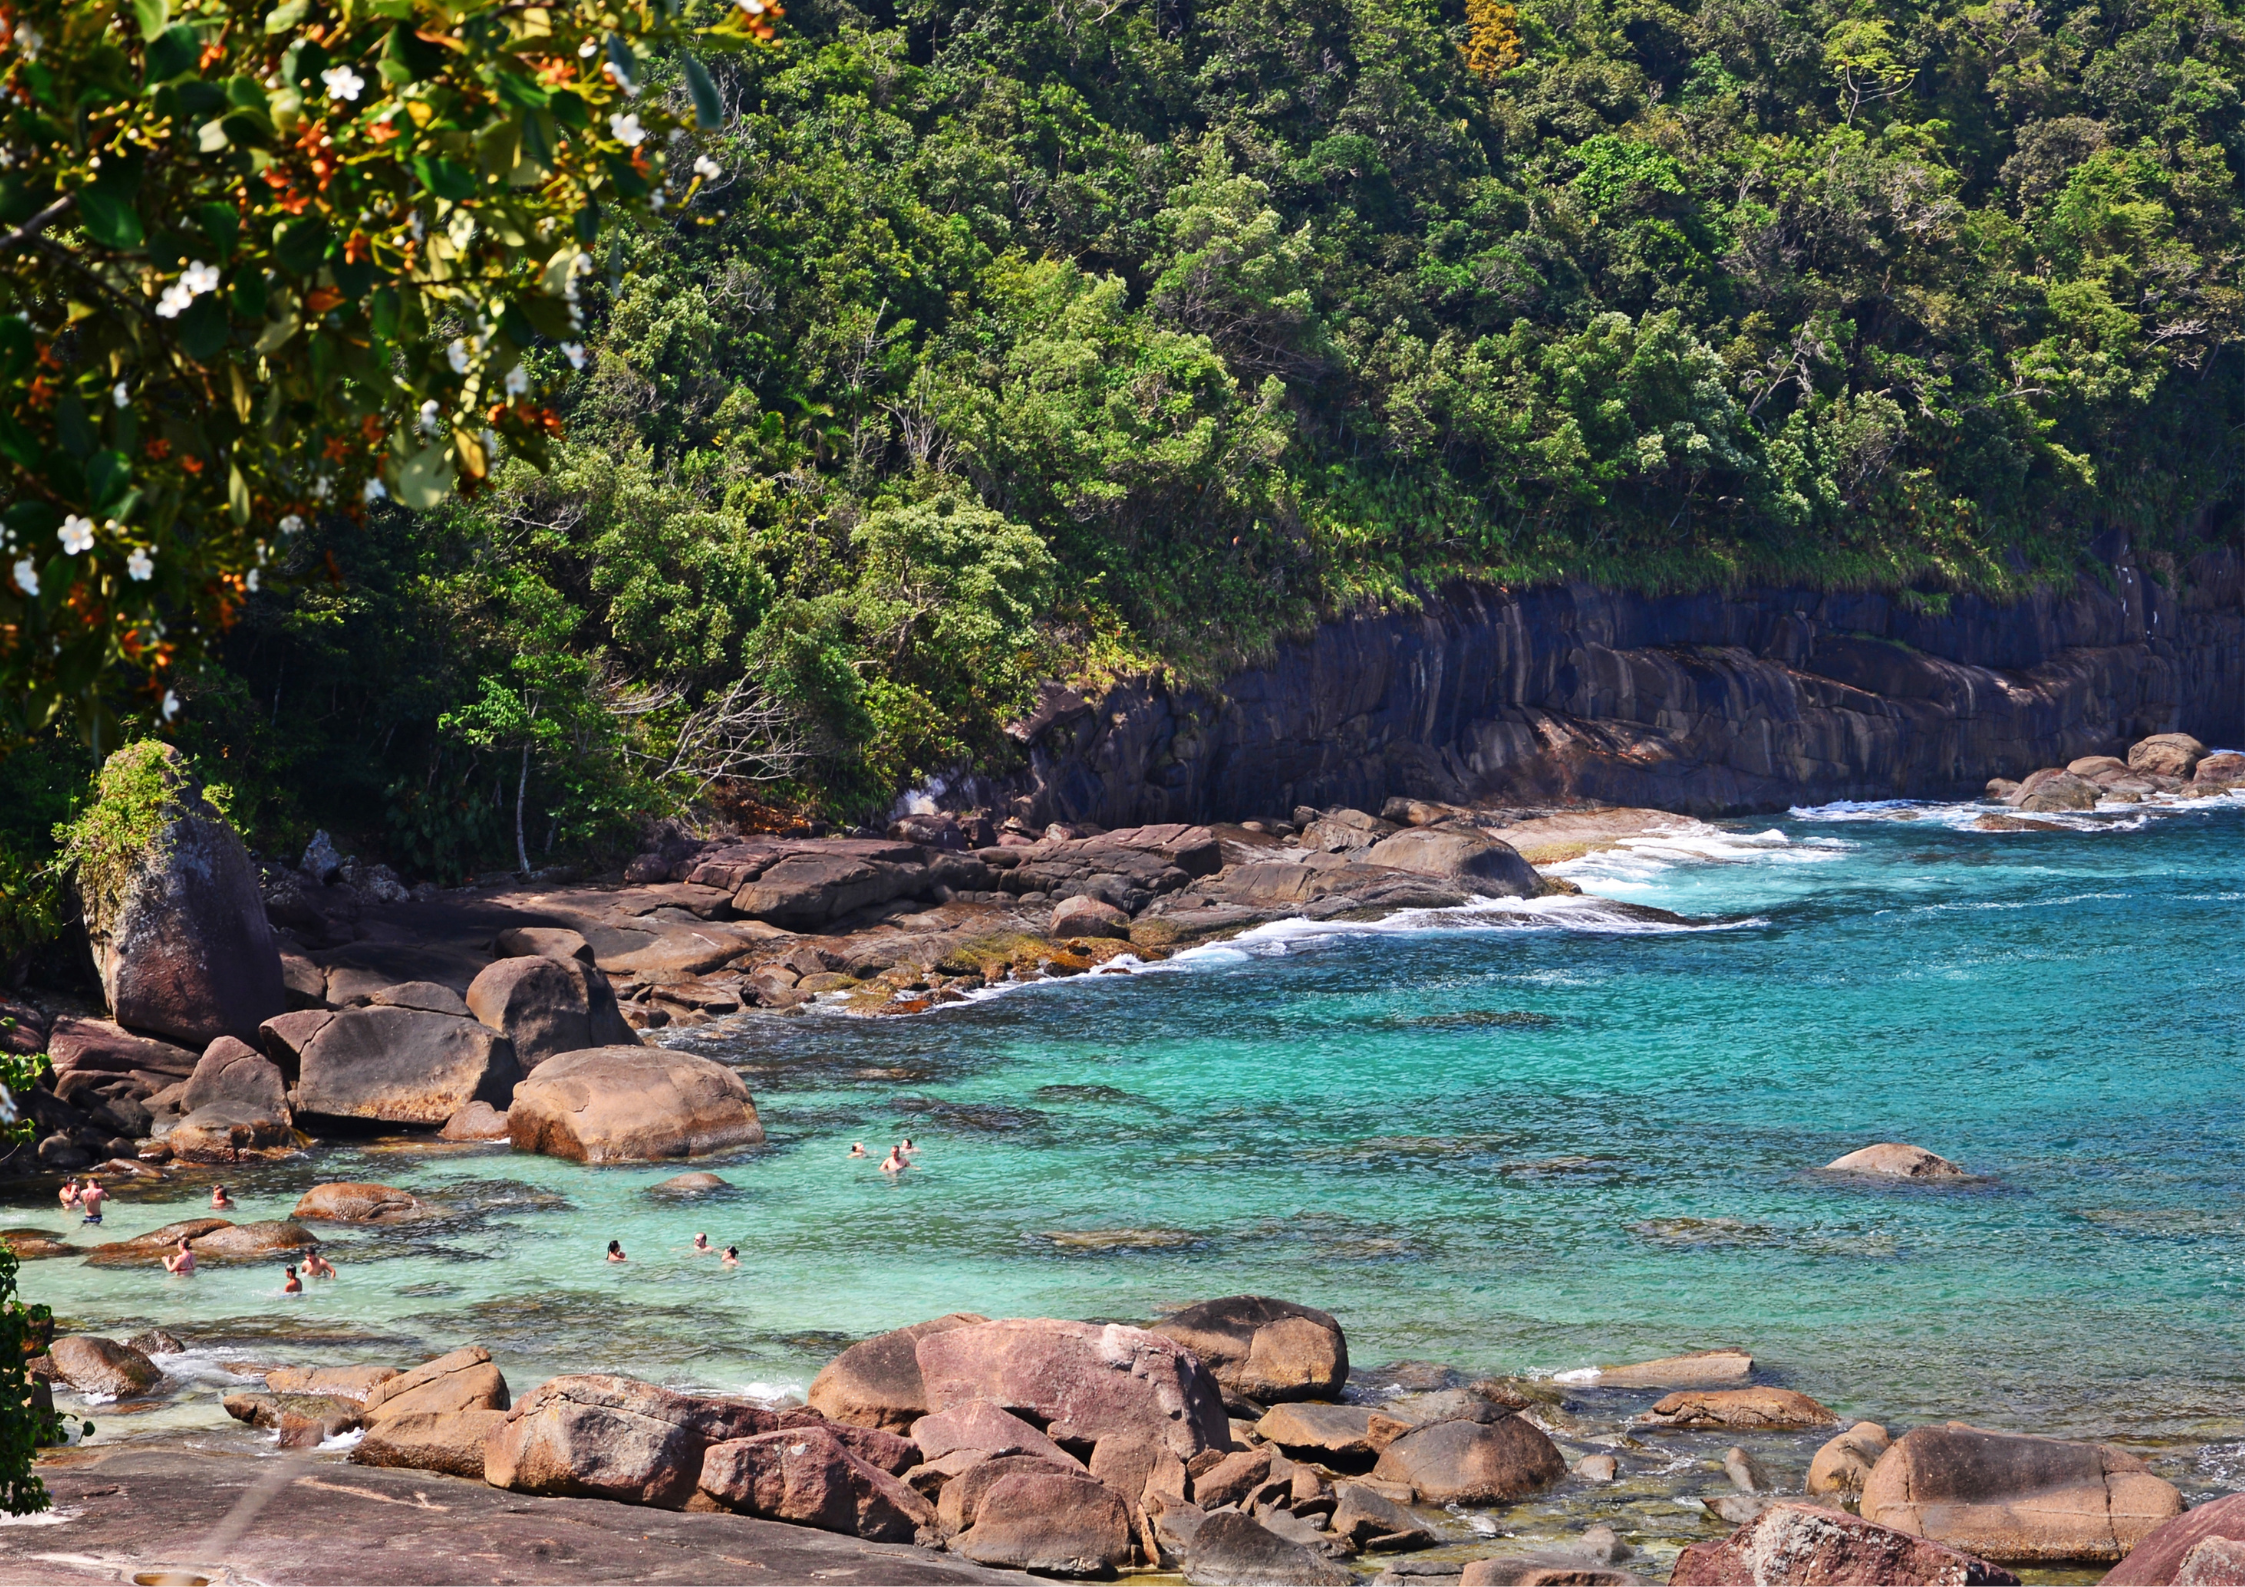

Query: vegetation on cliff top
(8, 0), (2245, 881)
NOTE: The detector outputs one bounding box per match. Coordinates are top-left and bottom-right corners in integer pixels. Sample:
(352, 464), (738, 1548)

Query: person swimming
(210, 1184), (235, 1210)
(162, 1235), (195, 1276)
(606, 1240), (626, 1262)
(900, 1137), (919, 1156)
(848, 1142), (868, 1158)
(692, 1233), (711, 1253)
(281, 1265), (302, 1295)
(721, 1246), (739, 1266)
(303, 1250), (336, 1279)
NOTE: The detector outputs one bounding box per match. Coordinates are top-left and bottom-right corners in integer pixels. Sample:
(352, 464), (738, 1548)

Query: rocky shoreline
(15, 1244), (2241, 1587)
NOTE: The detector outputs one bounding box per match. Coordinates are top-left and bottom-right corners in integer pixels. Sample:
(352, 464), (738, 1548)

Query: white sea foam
(316, 1427), (366, 1453)
(1551, 1366), (1602, 1384)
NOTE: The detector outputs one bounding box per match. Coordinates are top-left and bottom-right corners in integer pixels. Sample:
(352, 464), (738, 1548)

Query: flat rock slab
(4, 1444), (1024, 1585)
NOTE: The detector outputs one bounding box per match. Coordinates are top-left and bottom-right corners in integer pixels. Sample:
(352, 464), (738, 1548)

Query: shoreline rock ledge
(506, 1047), (764, 1162)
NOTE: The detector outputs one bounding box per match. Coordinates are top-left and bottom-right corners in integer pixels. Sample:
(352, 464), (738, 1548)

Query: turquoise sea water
(16, 795), (2245, 1483)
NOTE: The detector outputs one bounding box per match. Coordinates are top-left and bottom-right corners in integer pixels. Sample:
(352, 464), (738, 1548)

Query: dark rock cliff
(981, 539), (2245, 822)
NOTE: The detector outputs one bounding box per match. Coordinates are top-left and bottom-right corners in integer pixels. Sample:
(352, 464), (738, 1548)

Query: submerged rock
(1824, 1142), (1970, 1179)
(1588, 1347), (1754, 1387)
(291, 1182), (443, 1223)
(1637, 1387), (1841, 1431)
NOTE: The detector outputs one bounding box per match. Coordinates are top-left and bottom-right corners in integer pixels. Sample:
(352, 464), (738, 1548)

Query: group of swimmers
(69, 1176), (338, 1293)
(605, 1236), (740, 1265)
(849, 1137), (921, 1174)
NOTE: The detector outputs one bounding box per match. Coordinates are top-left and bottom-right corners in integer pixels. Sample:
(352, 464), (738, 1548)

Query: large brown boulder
(696, 1426), (938, 1543)
(291, 1182), (443, 1223)
(808, 1313), (991, 1431)
(189, 1221), (319, 1262)
(362, 1346), (508, 1424)
(2129, 732), (2206, 779)
(1050, 895), (1131, 939)
(1254, 1401), (1402, 1463)
(1825, 1142), (1969, 1179)
(350, 1408), (510, 1479)
(166, 1106), (298, 1163)
(2014, 771), (2101, 812)
(1151, 1296), (1347, 1404)
(947, 1466), (1133, 1576)
(733, 850), (930, 929)
(1639, 1387), (1841, 1431)
(914, 1318), (1232, 1463)
(75, 743), (285, 1047)
(47, 1335), (161, 1398)
(266, 1364), (400, 1401)
(81, 1217), (232, 1266)
(1859, 1423), (2184, 1565)
(911, 1398), (1084, 1470)
(465, 955), (638, 1069)
(1808, 1422), (1893, 1498)
(507, 1047), (763, 1162)
(1329, 1481), (1436, 1551)
(483, 1374), (771, 1509)
(290, 1005), (520, 1126)
(1370, 1414), (1566, 1504)
(181, 1036), (291, 1124)
(45, 1017), (198, 1088)
(1673, 1500), (2020, 1585)
(1182, 1508), (1354, 1586)
(2193, 751), (2245, 790)
(2103, 1492), (2245, 1585)
(1361, 827), (1542, 897)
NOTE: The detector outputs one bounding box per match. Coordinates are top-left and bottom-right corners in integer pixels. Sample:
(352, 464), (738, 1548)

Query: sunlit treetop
(0, 0), (776, 750)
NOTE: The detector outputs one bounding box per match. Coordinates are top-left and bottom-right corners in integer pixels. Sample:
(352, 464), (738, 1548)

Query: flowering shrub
(0, 0), (779, 750)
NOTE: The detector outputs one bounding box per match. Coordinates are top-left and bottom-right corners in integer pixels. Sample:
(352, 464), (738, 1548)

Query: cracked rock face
(1672, 1501), (2020, 1586)
(1859, 1423), (2184, 1565)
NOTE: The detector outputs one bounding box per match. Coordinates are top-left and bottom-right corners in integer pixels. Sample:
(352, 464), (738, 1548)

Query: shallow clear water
(18, 794), (2245, 1480)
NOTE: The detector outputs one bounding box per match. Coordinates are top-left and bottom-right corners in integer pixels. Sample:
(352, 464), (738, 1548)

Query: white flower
(649, 191), (665, 212)
(155, 283), (194, 318)
(693, 154), (721, 180)
(15, 24), (41, 59)
(363, 477), (387, 503)
(112, 381), (130, 409)
(577, 37), (598, 56)
(182, 260), (220, 295)
(246, 568), (261, 592)
(9, 557), (34, 597)
(155, 260), (219, 319)
(161, 689), (179, 721)
(58, 515), (94, 555)
(419, 399), (443, 435)
(125, 546), (153, 581)
(604, 60), (639, 97)
(609, 112), (645, 147)
(447, 338), (471, 374)
(502, 363), (529, 397)
(311, 476), (333, 500)
(279, 514), (305, 536)
(321, 65), (365, 102)
(561, 341), (587, 370)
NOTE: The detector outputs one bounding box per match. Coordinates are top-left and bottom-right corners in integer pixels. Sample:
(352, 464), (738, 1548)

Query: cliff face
(990, 540), (2245, 823)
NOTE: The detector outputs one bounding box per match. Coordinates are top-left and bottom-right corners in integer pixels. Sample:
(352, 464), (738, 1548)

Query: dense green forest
(7, 0), (2245, 921)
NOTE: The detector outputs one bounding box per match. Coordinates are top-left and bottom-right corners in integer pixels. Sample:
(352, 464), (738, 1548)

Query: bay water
(16, 794), (2245, 1544)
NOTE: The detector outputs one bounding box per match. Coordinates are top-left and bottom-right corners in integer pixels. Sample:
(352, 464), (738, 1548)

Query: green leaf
(132, 0), (168, 41)
(0, 414), (37, 472)
(263, 0), (307, 33)
(227, 460), (251, 526)
(272, 215), (329, 275)
(0, 319), (29, 382)
(520, 109), (556, 172)
(178, 294), (229, 360)
(84, 452), (131, 515)
(495, 69), (550, 110)
(520, 294), (574, 340)
(143, 23), (200, 84)
(384, 24), (448, 82)
(196, 202), (239, 260)
(683, 55), (723, 129)
(549, 89), (587, 129)
(397, 442), (451, 509)
(76, 190), (145, 251)
(230, 269), (267, 320)
(410, 154), (477, 201)
(370, 286), (401, 343)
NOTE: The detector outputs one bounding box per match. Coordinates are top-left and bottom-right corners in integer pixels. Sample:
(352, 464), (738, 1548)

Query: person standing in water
(606, 1240), (626, 1262)
(162, 1235), (195, 1275)
(57, 1178), (79, 1213)
(211, 1184), (235, 1210)
(281, 1265), (302, 1294)
(880, 1146), (906, 1175)
(78, 1177), (106, 1225)
(303, 1250), (336, 1279)
(691, 1233), (711, 1254)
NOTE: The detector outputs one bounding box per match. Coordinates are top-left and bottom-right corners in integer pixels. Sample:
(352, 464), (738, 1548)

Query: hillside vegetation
(9, 0), (2245, 902)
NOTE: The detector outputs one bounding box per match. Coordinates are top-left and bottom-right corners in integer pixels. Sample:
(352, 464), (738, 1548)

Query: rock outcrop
(506, 1047), (764, 1162)
(361, 1346), (508, 1423)
(45, 1335), (161, 1399)
(1151, 1296), (1348, 1404)
(913, 1318), (1232, 1463)
(2102, 1492), (2245, 1585)
(697, 1426), (938, 1543)
(1672, 1500), (2021, 1585)
(808, 1314), (990, 1432)
(1808, 1421), (1893, 1498)
(465, 954), (638, 1068)
(75, 743), (286, 1047)
(285, 1006), (520, 1126)
(484, 1375), (770, 1508)
(1638, 1387), (1842, 1431)
(1858, 1423), (2184, 1564)
(1370, 1413), (1567, 1504)
(1825, 1143), (1971, 1179)
(351, 1408), (510, 1479)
